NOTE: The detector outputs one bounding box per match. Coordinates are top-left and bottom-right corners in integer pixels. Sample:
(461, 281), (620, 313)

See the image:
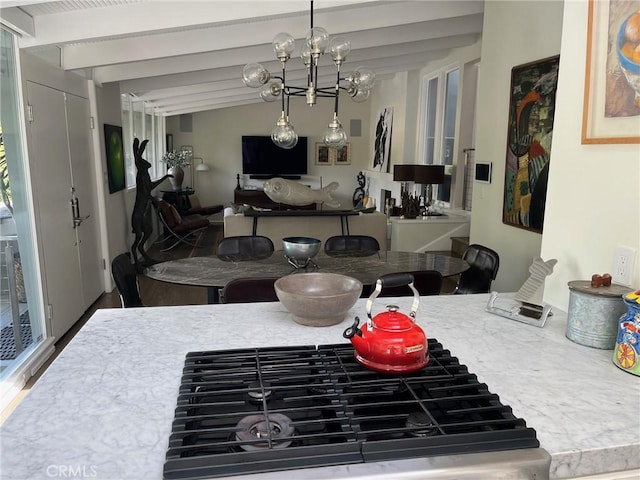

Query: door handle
(72, 197), (90, 228)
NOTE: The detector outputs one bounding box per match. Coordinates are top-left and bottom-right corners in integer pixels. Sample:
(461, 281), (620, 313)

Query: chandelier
(242, 1), (375, 149)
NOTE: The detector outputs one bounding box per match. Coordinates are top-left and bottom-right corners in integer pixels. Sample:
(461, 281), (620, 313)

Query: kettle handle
(366, 273), (420, 323)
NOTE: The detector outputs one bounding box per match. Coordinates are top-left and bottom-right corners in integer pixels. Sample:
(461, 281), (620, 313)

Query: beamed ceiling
(0, 0), (484, 116)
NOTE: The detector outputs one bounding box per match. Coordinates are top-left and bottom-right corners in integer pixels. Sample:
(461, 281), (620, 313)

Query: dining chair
(324, 235), (380, 257)
(111, 253), (145, 307)
(454, 244), (500, 294)
(221, 277), (279, 303)
(217, 235), (275, 261)
(377, 270), (443, 297)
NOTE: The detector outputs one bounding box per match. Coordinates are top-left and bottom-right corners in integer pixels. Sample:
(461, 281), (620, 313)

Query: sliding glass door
(0, 27), (49, 410)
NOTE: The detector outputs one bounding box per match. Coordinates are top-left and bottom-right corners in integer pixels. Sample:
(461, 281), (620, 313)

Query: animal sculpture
(131, 138), (172, 269)
(263, 177), (340, 208)
(514, 257), (558, 307)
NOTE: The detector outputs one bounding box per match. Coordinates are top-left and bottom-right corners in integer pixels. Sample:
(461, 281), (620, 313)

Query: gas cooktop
(163, 340), (540, 479)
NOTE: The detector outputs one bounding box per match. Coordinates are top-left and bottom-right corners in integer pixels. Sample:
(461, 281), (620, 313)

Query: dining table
(145, 250), (469, 303)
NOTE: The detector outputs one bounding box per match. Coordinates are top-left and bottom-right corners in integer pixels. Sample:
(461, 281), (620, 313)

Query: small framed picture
(334, 143), (351, 165)
(180, 145), (193, 157)
(474, 162), (492, 183)
(315, 143), (331, 165)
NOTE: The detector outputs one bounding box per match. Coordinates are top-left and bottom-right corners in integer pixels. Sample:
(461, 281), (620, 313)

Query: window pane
(441, 68), (459, 166)
(425, 77), (438, 164)
(121, 95), (135, 188)
(437, 175), (452, 203)
(144, 108), (156, 179)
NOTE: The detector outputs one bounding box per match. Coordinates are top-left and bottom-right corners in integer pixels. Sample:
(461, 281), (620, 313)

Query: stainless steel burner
(406, 411), (438, 437)
(235, 413), (295, 451)
(247, 381), (272, 403)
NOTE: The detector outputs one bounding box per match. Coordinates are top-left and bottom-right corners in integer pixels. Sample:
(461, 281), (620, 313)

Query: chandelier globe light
(242, 1), (375, 149)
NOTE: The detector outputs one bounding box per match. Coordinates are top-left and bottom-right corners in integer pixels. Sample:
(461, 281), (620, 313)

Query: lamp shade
(414, 165), (445, 184)
(393, 164), (416, 182)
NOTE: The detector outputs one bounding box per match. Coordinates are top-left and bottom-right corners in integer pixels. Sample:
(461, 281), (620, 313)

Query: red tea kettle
(343, 273), (429, 374)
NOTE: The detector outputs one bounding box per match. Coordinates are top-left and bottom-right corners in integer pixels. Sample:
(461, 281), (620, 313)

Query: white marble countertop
(1, 293), (639, 480)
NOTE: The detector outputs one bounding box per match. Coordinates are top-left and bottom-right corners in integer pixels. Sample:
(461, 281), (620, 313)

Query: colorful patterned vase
(613, 290), (640, 376)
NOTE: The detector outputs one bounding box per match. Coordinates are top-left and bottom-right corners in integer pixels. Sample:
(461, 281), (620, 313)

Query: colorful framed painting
(315, 143), (331, 165)
(582, 0), (640, 144)
(104, 124), (125, 193)
(333, 143), (351, 165)
(503, 55), (560, 234)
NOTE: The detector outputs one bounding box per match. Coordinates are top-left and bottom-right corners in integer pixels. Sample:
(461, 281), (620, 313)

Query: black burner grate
(164, 340), (539, 479)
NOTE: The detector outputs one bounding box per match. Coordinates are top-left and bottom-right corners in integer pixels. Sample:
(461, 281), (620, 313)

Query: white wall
(472, 0), (639, 311)
(365, 40), (483, 210)
(470, 0), (564, 297)
(95, 82), (134, 279)
(541, 1), (640, 309)
(166, 38), (482, 220)
(167, 92), (372, 210)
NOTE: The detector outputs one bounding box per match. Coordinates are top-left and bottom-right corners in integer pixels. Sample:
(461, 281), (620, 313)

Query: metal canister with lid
(566, 281), (629, 349)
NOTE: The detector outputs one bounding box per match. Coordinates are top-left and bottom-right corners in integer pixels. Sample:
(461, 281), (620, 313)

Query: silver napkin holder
(486, 292), (553, 328)
(485, 257), (557, 328)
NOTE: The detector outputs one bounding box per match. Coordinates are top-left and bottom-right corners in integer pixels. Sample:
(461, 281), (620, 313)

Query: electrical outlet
(612, 245), (636, 286)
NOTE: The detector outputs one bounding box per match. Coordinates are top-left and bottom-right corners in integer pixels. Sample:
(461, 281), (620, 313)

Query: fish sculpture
(263, 177), (341, 208)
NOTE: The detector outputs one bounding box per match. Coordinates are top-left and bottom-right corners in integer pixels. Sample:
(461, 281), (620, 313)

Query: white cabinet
(390, 213), (470, 252)
(25, 82), (103, 340)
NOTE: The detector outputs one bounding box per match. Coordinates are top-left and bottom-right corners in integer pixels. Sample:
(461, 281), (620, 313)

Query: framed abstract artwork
(503, 55), (560, 233)
(582, 0), (640, 144)
(333, 143), (351, 165)
(315, 143), (331, 165)
(371, 106), (393, 172)
(104, 124), (125, 193)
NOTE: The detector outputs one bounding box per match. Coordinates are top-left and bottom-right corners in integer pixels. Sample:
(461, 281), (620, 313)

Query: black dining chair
(217, 235), (274, 261)
(221, 277), (279, 303)
(377, 270), (443, 297)
(454, 244), (500, 294)
(324, 235), (380, 257)
(111, 253), (145, 307)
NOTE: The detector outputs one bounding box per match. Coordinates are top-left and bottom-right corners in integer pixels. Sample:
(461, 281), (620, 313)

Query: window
(420, 66), (459, 206)
(424, 77), (438, 164)
(120, 94), (165, 188)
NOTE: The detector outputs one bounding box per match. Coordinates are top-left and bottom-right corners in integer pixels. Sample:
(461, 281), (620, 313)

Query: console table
(234, 188), (316, 210)
(244, 209), (359, 236)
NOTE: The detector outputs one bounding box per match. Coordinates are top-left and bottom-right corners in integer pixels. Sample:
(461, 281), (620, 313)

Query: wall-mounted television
(241, 136), (308, 179)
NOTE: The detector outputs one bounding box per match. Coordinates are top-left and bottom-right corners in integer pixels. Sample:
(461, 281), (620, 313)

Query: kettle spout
(343, 317), (370, 356)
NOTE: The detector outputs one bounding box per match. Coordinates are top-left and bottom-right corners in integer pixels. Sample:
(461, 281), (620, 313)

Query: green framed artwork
(503, 55), (559, 233)
(104, 124), (125, 193)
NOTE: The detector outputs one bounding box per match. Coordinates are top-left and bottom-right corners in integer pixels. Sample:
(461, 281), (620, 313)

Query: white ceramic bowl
(275, 272), (363, 327)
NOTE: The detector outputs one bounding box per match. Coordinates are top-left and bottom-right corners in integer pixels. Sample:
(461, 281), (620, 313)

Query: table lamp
(393, 164), (416, 199)
(414, 165), (444, 213)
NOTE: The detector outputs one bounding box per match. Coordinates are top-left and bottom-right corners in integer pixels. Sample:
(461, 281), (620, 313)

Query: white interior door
(65, 93), (103, 307)
(25, 81), (84, 340)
